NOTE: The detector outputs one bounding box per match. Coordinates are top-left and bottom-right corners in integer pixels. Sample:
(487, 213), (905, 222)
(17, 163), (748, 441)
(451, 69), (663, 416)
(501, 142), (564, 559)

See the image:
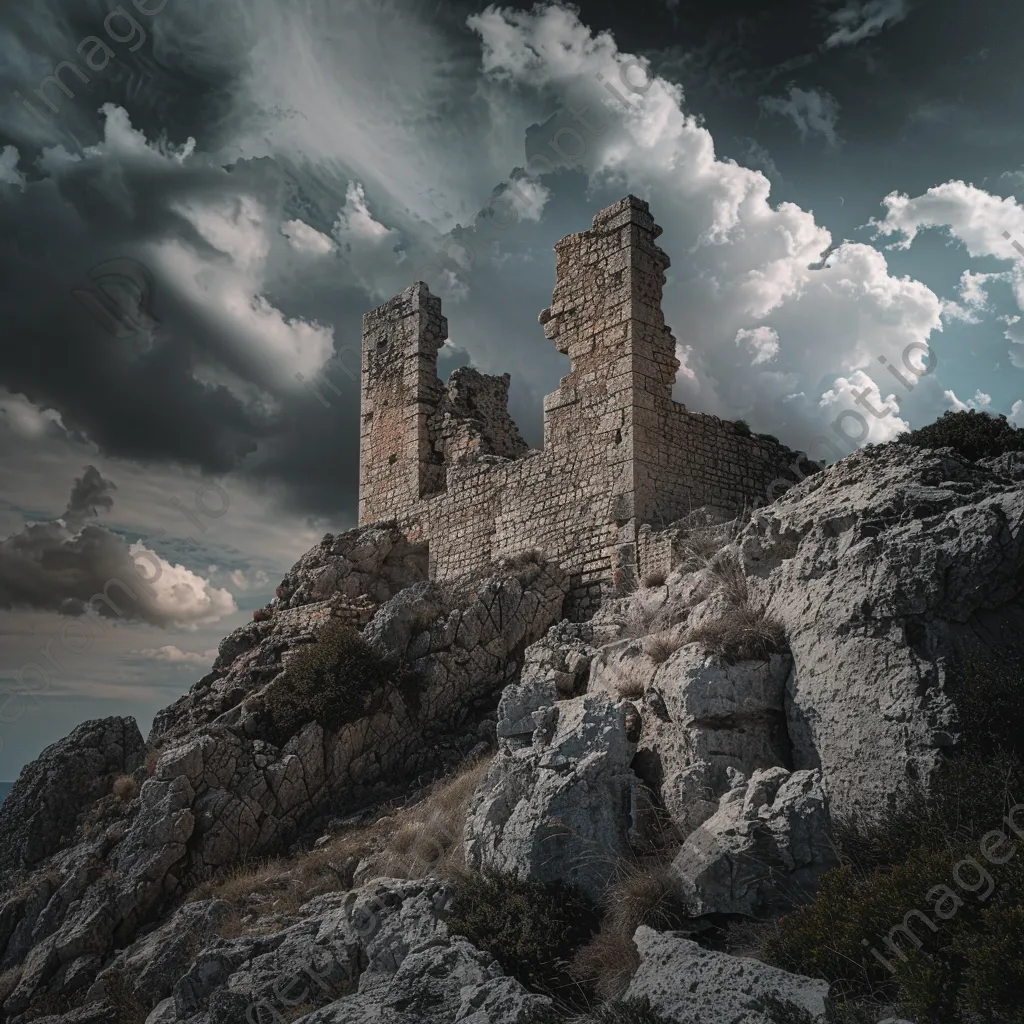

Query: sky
(0, 0), (1022, 780)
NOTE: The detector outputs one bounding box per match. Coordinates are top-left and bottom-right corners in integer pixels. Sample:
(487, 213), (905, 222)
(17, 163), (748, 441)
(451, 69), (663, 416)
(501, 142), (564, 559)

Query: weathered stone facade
(359, 196), (811, 614)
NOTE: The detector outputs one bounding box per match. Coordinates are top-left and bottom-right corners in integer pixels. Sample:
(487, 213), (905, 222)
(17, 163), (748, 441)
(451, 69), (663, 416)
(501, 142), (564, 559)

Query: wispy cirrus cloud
(759, 85), (842, 148)
(824, 0), (910, 48)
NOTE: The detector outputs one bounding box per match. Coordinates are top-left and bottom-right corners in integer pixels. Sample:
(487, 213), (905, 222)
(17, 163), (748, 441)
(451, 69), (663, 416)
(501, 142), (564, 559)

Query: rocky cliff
(1, 442), (1023, 1024)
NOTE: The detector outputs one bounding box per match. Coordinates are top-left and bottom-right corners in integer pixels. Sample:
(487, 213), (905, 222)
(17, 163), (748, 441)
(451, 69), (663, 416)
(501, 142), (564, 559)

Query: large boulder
(670, 766), (838, 917)
(624, 925), (832, 1024)
(464, 692), (642, 901)
(633, 647), (793, 836)
(741, 443), (1024, 818)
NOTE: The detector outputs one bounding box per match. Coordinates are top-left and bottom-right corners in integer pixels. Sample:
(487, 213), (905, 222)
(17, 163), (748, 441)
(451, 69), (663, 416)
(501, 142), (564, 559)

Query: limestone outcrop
(4, 440), (1024, 1024)
(463, 693), (643, 901)
(0, 716), (145, 882)
(0, 526), (568, 1019)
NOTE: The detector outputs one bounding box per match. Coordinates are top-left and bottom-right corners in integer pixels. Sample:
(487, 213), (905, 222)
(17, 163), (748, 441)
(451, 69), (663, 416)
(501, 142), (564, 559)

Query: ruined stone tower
(359, 196), (804, 616)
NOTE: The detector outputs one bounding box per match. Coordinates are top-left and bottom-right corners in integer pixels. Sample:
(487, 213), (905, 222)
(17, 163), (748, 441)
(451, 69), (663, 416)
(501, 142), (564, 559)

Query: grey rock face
(624, 925), (832, 1024)
(742, 443), (1024, 818)
(150, 523), (429, 747)
(0, 534), (567, 1015)
(634, 648), (793, 836)
(464, 691), (641, 901)
(0, 716), (145, 881)
(670, 766), (838, 917)
(76, 878), (547, 1024)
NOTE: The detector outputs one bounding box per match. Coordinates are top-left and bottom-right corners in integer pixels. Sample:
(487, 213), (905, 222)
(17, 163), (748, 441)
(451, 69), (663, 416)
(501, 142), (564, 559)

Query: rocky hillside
(1, 440), (1023, 1024)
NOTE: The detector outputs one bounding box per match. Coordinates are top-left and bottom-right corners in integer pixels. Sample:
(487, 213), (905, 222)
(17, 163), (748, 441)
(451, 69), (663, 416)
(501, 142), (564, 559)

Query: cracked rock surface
(0, 521), (567, 1019)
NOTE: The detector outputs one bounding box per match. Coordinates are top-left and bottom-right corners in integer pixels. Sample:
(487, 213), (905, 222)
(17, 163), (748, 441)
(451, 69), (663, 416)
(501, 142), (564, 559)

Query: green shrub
(261, 620), (400, 746)
(954, 904), (1024, 1022)
(897, 409), (1024, 462)
(733, 419), (752, 436)
(948, 646), (1024, 759)
(764, 740), (1024, 1021)
(446, 870), (600, 1003)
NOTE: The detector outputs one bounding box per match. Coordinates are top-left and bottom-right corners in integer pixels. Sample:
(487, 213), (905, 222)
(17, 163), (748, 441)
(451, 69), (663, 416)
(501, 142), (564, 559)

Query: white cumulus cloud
(467, 5), (945, 457)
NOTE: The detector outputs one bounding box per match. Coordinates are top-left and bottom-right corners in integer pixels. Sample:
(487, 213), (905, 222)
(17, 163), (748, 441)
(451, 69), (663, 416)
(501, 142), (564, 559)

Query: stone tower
(537, 196), (681, 583)
(358, 283), (449, 525)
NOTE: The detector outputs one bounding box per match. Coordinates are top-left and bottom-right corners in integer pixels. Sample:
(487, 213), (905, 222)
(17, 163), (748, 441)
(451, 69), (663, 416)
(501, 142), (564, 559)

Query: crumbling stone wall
(358, 196), (812, 616)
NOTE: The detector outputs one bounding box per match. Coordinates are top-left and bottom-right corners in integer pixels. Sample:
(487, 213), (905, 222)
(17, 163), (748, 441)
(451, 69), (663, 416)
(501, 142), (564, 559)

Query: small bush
(252, 606), (273, 622)
(897, 409), (1024, 462)
(734, 419), (752, 436)
(112, 774), (138, 801)
(686, 604), (787, 662)
(642, 571), (666, 588)
(763, 741), (1024, 1022)
(446, 870), (600, 1002)
(504, 547), (546, 569)
(261, 619), (400, 746)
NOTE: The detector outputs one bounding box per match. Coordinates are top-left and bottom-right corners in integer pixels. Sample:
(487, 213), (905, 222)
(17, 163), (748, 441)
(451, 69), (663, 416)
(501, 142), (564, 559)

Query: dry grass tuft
(643, 631), (681, 666)
(685, 603), (787, 663)
(568, 928), (642, 1001)
(705, 550), (749, 606)
(569, 859), (687, 1003)
(187, 756), (491, 936)
(601, 860), (687, 937)
(620, 589), (669, 639)
(614, 677), (646, 700)
(112, 774), (138, 801)
(674, 521), (736, 572)
(0, 966), (22, 1002)
(642, 571), (666, 588)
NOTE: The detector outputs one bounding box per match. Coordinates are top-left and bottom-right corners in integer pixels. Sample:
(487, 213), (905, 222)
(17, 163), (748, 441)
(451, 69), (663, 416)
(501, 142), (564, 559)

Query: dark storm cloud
(0, 0), (1020, 528)
(0, 465), (235, 626)
(64, 464), (115, 528)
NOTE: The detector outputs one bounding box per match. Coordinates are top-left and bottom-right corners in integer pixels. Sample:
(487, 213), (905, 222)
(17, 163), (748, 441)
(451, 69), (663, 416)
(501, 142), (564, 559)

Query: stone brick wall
(358, 196), (815, 617)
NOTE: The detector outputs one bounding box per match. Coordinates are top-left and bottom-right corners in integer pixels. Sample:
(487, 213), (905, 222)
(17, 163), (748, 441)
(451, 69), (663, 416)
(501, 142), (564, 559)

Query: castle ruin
(358, 196), (810, 617)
